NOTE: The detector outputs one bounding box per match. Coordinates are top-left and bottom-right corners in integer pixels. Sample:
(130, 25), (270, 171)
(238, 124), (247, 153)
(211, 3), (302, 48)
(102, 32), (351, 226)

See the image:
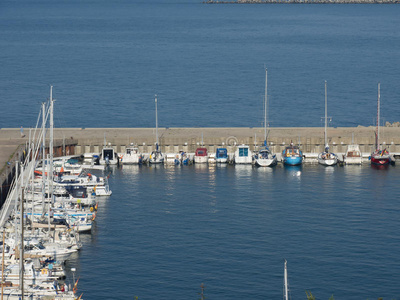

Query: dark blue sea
(1, 1), (400, 299)
(1, 1), (400, 128)
(66, 163), (400, 300)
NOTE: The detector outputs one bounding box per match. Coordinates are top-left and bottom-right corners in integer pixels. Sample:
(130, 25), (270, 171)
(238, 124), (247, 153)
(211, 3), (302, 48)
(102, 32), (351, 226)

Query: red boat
(370, 149), (391, 165)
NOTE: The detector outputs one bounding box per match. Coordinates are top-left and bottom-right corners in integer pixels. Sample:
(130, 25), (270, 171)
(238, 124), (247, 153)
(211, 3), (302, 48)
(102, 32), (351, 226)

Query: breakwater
(2, 127), (400, 160)
(58, 127), (400, 156)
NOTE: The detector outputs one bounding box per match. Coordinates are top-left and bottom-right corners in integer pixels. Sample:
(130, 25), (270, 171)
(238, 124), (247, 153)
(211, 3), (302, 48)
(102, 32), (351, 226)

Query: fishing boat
(234, 144), (252, 164)
(149, 95), (164, 164)
(194, 147), (208, 164)
(99, 145), (119, 165)
(255, 68), (277, 167)
(215, 148), (228, 163)
(344, 133), (362, 165)
(282, 143), (303, 166)
(370, 83), (392, 166)
(317, 81), (338, 166)
(121, 143), (143, 164)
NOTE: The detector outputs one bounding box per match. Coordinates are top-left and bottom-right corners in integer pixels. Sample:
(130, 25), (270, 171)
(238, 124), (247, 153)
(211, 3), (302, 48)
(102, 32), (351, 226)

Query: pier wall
(43, 127), (400, 156)
(0, 131), (78, 205)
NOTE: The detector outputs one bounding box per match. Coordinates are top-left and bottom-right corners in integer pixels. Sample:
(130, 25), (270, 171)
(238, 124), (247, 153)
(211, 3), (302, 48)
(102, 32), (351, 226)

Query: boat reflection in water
(284, 165), (302, 178)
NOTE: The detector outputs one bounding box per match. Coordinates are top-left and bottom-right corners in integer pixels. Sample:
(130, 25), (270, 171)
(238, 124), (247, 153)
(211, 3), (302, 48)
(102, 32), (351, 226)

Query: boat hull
(344, 157), (362, 165)
(255, 157), (277, 167)
(317, 153), (338, 166)
(371, 155), (390, 165)
(194, 156), (208, 164)
(283, 156), (302, 166)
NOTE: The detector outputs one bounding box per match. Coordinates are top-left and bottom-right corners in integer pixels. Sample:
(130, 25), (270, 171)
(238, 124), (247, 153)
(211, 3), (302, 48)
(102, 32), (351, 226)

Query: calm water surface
(67, 164), (399, 299)
(1, 1), (400, 128)
(2, 1), (400, 299)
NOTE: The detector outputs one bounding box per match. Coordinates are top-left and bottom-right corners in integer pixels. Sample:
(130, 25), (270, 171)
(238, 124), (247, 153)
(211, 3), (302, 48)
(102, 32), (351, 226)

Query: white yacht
(194, 148), (208, 164)
(255, 68), (277, 167)
(318, 81), (338, 166)
(122, 144), (143, 164)
(150, 95), (164, 164)
(99, 145), (119, 165)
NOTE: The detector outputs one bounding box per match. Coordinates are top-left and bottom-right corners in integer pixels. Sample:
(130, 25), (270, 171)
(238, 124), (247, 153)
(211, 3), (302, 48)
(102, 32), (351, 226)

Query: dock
(1, 125), (399, 202)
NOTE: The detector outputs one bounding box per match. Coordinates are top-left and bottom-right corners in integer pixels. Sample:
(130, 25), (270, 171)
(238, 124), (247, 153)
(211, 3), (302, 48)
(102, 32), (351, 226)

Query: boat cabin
(102, 147), (116, 160)
(284, 146), (301, 156)
(195, 148), (208, 157)
(237, 145), (250, 157)
(216, 148), (228, 159)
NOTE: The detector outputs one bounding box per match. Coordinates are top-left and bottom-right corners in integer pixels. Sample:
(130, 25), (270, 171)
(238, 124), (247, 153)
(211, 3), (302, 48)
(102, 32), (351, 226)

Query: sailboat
(149, 94), (164, 164)
(318, 81), (338, 166)
(255, 68), (277, 167)
(370, 83), (391, 166)
(282, 142), (303, 166)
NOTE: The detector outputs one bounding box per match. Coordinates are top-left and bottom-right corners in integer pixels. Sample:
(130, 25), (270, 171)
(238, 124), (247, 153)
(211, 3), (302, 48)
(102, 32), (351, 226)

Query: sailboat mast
(155, 95), (159, 146)
(49, 86), (54, 207)
(376, 82), (380, 151)
(284, 260), (289, 300)
(264, 68), (268, 142)
(41, 102), (46, 214)
(324, 80), (327, 147)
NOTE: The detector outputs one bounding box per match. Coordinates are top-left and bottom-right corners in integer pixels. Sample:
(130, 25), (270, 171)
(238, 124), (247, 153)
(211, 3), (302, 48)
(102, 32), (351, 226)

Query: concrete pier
(2, 126), (400, 160)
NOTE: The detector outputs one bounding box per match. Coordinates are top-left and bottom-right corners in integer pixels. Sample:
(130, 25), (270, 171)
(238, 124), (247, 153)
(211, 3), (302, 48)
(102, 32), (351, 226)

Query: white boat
(255, 68), (277, 167)
(194, 148), (208, 164)
(234, 144), (253, 164)
(150, 95), (164, 164)
(121, 143), (143, 164)
(318, 81), (338, 166)
(215, 148), (228, 163)
(208, 153), (216, 164)
(255, 146), (277, 167)
(56, 172), (112, 196)
(99, 145), (119, 165)
(344, 134), (362, 165)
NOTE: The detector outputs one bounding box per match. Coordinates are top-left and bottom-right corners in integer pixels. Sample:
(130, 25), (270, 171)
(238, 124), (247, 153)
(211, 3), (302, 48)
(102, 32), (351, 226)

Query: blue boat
(216, 148), (228, 163)
(282, 144), (303, 166)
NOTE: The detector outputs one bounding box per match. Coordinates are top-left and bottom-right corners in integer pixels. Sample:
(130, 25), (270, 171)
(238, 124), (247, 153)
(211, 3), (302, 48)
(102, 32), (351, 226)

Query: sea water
(0, 1), (400, 128)
(65, 163), (400, 300)
(1, 1), (400, 299)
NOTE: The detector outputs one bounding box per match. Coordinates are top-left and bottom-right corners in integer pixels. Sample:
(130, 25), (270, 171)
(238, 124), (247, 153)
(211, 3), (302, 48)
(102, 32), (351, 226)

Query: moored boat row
(0, 87), (114, 300)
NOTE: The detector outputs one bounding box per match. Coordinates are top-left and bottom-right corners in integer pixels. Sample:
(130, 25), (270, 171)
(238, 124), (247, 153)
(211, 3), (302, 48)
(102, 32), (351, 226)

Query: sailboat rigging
(318, 80), (338, 166)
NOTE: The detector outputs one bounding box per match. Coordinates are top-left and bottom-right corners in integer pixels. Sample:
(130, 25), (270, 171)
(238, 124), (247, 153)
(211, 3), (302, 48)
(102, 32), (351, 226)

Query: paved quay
(2, 126), (400, 164)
